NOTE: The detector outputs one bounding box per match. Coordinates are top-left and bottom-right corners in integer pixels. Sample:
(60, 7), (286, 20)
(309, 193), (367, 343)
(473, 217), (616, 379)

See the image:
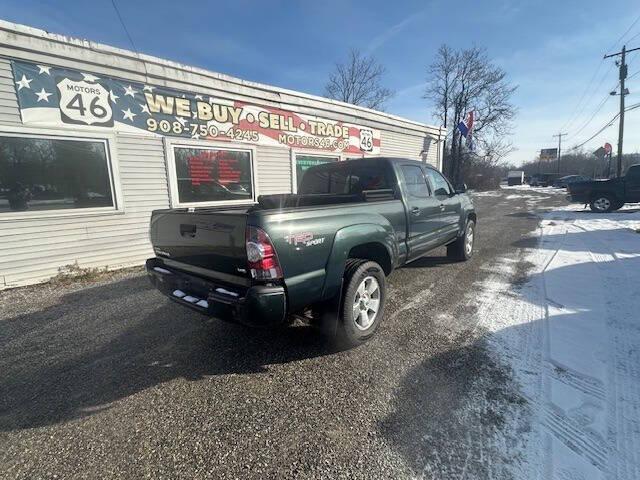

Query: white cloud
(366, 10), (427, 54)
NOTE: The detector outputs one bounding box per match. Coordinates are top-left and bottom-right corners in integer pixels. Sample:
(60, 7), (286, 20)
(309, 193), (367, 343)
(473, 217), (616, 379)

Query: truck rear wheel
(338, 260), (386, 346)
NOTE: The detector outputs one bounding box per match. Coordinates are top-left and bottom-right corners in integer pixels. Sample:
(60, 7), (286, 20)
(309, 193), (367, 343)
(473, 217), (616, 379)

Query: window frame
(291, 149), (342, 193)
(165, 137), (258, 208)
(424, 166), (453, 197)
(0, 126), (123, 222)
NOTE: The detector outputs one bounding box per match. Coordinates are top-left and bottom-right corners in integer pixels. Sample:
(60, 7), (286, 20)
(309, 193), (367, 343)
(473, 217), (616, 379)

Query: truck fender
(321, 223), (396, 302)
(457, 204), (477, 237)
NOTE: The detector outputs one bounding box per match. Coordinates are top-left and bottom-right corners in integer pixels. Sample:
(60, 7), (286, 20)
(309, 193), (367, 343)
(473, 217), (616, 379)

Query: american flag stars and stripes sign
(11, 60), (381, 155)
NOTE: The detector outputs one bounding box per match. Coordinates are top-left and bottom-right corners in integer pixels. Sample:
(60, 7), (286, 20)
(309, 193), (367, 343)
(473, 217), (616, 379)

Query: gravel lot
(0, 189), (565, 479)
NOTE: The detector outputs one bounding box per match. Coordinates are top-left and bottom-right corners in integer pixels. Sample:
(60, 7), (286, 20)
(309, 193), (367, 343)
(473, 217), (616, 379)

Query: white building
(0, 20), (445, 289)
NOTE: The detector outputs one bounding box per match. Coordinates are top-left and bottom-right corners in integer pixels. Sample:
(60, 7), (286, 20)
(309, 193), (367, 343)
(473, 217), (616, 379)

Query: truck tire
(590, 194), (616, 213)
(447, 219), (476, 261)
(338, 260), (386, 346)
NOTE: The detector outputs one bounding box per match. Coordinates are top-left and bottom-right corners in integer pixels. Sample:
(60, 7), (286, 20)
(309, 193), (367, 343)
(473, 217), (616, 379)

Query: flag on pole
(457, 111), (475, 150)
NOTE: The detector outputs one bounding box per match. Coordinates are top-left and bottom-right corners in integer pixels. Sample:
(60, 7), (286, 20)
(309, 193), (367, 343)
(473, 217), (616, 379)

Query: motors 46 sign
(57, 78), (113, 127)
(12, 59), (381, 154)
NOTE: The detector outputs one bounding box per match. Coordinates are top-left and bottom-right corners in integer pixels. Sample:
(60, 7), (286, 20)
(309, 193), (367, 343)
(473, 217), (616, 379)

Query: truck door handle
(411, 207), (421, 216)
(180, 224), (197, 238)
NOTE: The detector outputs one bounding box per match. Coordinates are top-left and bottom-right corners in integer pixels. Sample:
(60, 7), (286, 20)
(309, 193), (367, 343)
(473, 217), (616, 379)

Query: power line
(628, 68), (640, 80)
(568, 113), (618, 151)
(111, 0), (138, 54)
(562, 63), (615, 133)
(607, 13), (640, 52)
(624, 27), (640, 46)
(568, 101), (640, 151)
(567, 84), (617, 138)
(110, 0), (148, 79)
(559, 14), (640, 135)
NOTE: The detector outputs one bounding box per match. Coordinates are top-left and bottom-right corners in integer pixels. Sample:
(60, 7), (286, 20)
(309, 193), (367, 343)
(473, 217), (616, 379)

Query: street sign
(593, 146), (606, 159)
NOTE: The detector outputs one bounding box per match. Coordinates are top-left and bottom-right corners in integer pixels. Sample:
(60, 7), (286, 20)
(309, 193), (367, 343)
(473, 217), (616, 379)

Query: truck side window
(425, 169), (452, 196)
(401, 165), (430, 198)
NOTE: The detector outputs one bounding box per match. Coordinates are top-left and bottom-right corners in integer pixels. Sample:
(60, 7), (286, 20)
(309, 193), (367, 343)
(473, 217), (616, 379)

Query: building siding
(379, 129), (441, 169)
(1, 58), (169, 287)
(0, 58), (21, 124)
(0, 23), (445, 289)
(255, 146), (292, 195)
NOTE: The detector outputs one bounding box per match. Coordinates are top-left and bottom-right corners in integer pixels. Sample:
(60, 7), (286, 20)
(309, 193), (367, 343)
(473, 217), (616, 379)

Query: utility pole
(604, 44), (640, 177)
(552, 133), (567, 174)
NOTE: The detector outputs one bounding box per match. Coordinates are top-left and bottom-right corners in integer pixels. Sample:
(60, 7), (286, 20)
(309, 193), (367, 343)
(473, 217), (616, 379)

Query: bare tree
(325, 49), (395, 110)
(424, 45), (458, 134)
(425, 45), (517, 183)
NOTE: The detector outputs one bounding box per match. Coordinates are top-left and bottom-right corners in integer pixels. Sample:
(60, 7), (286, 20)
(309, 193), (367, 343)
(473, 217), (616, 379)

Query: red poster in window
(218, 157), (241, 185)
(187, 155), (211, 186)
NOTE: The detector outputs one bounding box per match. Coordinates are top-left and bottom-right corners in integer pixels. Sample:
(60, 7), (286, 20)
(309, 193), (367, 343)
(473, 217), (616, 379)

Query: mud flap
(319, 280), (343, 338)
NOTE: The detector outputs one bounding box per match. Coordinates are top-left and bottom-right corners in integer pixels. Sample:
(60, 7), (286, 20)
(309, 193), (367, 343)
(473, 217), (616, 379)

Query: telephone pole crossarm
(604, 45), (640, 58)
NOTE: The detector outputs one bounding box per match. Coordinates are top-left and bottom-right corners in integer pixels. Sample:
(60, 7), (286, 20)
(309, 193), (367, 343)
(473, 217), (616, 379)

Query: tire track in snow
(570, 219), (640, 480)
(538, 215), (610, 478)
(546, 360), (606, 401)
(542, 403), (608, 470)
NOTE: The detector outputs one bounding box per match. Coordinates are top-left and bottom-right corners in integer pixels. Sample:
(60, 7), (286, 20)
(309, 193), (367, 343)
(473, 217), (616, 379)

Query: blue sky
(2, 0), (640, 165)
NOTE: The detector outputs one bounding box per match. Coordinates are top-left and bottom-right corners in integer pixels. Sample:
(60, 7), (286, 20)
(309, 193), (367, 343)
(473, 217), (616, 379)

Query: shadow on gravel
(506, 211), (539, 218)
(0, 276), (334, 431)
(378, 328), (530, 478)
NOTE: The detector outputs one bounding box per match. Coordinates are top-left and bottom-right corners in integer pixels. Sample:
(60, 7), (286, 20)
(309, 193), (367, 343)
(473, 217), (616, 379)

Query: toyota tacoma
(146, 157), (476, 345)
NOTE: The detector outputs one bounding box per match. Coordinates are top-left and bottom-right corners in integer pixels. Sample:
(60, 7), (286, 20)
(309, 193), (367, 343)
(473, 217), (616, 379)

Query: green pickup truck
(146, 157), (476, 344)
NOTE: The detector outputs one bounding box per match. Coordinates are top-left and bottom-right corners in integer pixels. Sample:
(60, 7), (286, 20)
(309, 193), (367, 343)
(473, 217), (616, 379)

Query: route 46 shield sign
(359, 129), (374, 152)
(56, 77), (113, 127)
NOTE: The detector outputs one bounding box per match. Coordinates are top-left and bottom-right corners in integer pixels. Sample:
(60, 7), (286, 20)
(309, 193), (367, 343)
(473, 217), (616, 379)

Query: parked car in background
(530, 173), (561, 187)
(567, 164), (640, 212)
(507, 170), (525, 186)
(147, 158), (476, 345)
(552, 175), (592, 188)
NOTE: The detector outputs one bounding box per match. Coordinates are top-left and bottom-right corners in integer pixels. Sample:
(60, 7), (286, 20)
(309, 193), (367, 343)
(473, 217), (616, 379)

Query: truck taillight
(246, 226), (283, 280)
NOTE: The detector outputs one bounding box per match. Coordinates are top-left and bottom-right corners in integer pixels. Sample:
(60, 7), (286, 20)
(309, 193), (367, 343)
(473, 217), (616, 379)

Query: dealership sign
(11, 60), (381, 154)
(539, 148), (558, 162)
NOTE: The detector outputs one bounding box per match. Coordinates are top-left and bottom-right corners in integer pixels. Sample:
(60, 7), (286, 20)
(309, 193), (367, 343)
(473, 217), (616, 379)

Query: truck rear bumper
(146, 258), (287, 327)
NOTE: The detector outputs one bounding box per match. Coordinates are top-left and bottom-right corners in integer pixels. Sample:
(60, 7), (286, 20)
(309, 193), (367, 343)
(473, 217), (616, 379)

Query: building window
(0, 134), (115, 214)
(295, 154), (339, 189)
(172, 146), (253, 205)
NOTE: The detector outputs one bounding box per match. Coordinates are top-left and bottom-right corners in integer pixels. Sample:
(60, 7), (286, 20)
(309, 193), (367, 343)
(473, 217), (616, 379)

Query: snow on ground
(475, 203), (640, 479)
(469, 190), (504, 197)
(501, 184), (569, 195)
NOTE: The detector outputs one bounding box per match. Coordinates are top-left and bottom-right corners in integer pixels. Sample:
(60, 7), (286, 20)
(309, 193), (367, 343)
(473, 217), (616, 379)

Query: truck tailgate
(149, 208), (250, 284)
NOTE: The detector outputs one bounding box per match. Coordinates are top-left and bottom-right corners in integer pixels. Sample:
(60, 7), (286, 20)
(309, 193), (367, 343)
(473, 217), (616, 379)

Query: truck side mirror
(455, 183), (467, 194)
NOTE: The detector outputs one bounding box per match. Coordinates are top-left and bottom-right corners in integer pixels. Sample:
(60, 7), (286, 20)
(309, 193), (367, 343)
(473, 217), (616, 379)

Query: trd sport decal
(285, 232), (325, 247)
